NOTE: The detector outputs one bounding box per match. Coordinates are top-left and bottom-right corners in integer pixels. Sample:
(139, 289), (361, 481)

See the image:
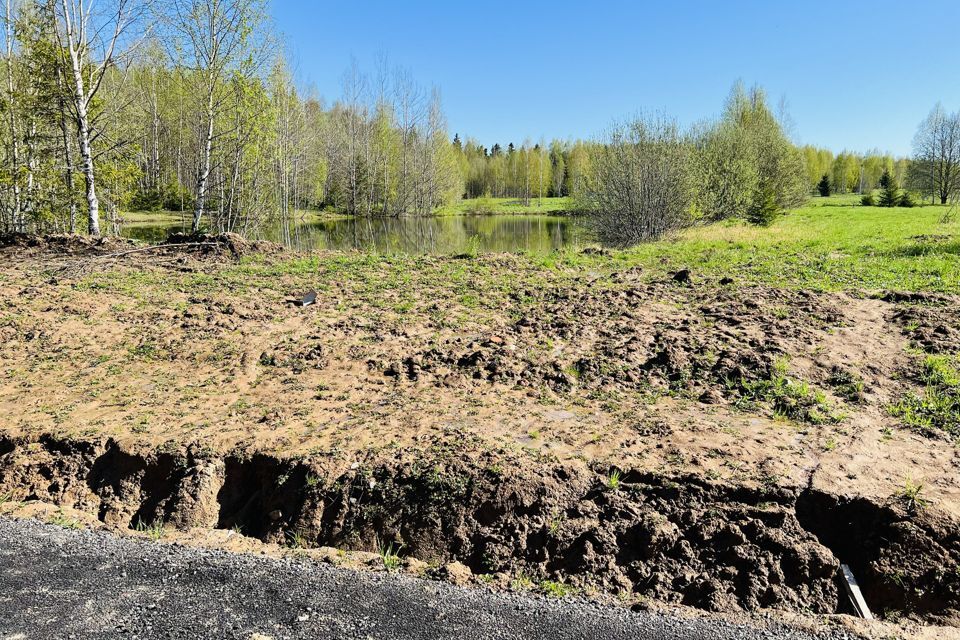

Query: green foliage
(605, 468), (622, 490)
(738, 358), (842, 425)
(135, 518), (165, 541)
(896, 478), (930, 513)
(861, 193), (877, 206)
(378, 539), (404, 572)
(879, 170), (901, 207)
(890, 355), (960, 440)
(696, 83), (808, 224)
(748, 184), (781, 226)
(540, 580), (575, 597)
(817, 175), (831, 197)
(898, 191), (917, 208)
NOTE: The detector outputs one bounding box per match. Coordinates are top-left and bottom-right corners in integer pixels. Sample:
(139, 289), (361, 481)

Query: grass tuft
(890, 355), (960, 440)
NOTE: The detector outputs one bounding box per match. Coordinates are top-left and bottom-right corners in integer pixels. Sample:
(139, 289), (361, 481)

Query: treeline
(0, 0), (463, 237)
(801, 147), (910, 196)
(1, 0), (957, 241)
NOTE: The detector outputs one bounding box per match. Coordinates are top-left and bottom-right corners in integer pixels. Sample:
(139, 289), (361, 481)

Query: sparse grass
(737, 358), (842, 425)
(828, 368), (866, 403)
(285, 529), (307, 549)
(890, 355), (960, 440)
(49, 510), (82, 530)
(896, 478), (930, 514)
(539, 579), (575, 597)
(605, 468), (622, 491)
(378, 538), (403, 572)
(510, 573), (535, 591)
(135, 518), (165, 541)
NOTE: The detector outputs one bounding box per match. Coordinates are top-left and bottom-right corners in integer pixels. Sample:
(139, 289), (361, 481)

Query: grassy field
(599, 194), (960, 293)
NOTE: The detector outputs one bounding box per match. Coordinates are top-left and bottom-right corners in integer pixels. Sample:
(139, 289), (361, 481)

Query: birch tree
(165, 0), (268, 232)
(51, 0), (142, 236)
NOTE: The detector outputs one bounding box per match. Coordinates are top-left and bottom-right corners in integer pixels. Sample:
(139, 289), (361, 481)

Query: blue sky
(272, 0), (960, 156)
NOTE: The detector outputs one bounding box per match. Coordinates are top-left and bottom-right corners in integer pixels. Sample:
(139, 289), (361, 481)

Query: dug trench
(1, 433), (958, 626)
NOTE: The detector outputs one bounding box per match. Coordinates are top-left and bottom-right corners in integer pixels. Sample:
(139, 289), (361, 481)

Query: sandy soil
(0, 235), (958, 631)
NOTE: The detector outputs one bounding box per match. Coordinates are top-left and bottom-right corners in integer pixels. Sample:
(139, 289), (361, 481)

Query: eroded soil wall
(1, 434), (958, 624)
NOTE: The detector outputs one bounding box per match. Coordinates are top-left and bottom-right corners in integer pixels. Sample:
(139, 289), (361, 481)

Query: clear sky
(272, 0), (960, 156)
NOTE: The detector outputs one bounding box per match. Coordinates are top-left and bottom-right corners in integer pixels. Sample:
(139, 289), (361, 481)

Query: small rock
(438, 561), (473, 586)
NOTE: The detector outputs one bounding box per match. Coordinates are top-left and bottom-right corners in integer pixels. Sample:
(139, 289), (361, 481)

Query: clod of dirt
(672, 269), (693, 285)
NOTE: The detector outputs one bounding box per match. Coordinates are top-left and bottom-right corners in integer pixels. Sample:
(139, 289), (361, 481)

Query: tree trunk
(193, 93), (215, 232)
(62, 2), (101, 236)
(5, 0), (20, 230)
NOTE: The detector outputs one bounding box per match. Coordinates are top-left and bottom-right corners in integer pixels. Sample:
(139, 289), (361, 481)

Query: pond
(121, 213), (592, 255)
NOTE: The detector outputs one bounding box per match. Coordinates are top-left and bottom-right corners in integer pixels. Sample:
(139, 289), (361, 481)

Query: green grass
(613, 196), (960, 293)
(896, 478), (931, 513)
(736, 358), (842, 425)
(377, 539), (403, 572)
(435, 196), (576, 216)
(890, 355), (960, 440)
(135, 518), (166, 541)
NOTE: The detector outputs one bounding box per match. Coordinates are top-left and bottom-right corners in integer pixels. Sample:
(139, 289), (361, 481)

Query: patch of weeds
(738, 358), (842, 425)
(547, 510), (563, 536)
(378, 538), (403, 572)
(286, 529), (307, 549)
(0, 492), (13, 508)
(135, 518), (165, 541)
(896, 478), (930, 514)
(822, 436), (838, 452)
(605, 468), (622, 491)
(50, 510), (81, 530)
(510, 573), (534, 591)
(890, 355), (960, 440)
(540, 580), (575, 598)
(828, 367), (866, 403)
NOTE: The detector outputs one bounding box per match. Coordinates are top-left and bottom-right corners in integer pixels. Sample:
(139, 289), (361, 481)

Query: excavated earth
(0, 235), (959, 635)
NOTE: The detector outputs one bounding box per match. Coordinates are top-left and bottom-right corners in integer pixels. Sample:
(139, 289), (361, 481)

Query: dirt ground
(1, 234), (958, 634)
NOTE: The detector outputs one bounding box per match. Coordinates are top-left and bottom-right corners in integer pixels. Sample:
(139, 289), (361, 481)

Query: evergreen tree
(817, 174), (831, 197)
(879, 169), (900, 207)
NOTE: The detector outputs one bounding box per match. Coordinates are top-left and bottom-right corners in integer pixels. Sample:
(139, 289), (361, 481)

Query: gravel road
(0, 517), (862, 640)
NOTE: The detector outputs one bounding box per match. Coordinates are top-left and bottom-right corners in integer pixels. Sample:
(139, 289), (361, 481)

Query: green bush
(747, 184), (781, 226)
(898, 191), (917, 208)
(860, 193), (876, 206)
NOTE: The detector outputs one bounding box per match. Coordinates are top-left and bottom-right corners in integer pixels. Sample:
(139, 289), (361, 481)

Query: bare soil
(1, 237), (958, 632)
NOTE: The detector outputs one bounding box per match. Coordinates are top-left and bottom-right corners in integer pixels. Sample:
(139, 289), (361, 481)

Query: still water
(122, 214), (591, 254)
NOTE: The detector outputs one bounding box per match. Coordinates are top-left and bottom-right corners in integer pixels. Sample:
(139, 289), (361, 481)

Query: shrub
(694, 83), (808, 223)
(898, 191), (917, 208)
(587, 114), (695, 246)
(747, 184), (781, 226)
(861, 193), (876, 206)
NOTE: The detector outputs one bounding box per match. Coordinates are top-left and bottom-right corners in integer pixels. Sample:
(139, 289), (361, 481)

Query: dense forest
(0, 0), (957, 241)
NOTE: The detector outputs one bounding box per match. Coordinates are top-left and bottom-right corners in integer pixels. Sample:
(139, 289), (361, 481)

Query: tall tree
(912, 104), (960, 205)
(51, 0), (142, 236)
(165, 0), (269, 232)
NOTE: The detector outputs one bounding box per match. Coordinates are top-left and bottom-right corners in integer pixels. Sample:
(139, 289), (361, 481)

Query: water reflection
(122, 214), (591, 255)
